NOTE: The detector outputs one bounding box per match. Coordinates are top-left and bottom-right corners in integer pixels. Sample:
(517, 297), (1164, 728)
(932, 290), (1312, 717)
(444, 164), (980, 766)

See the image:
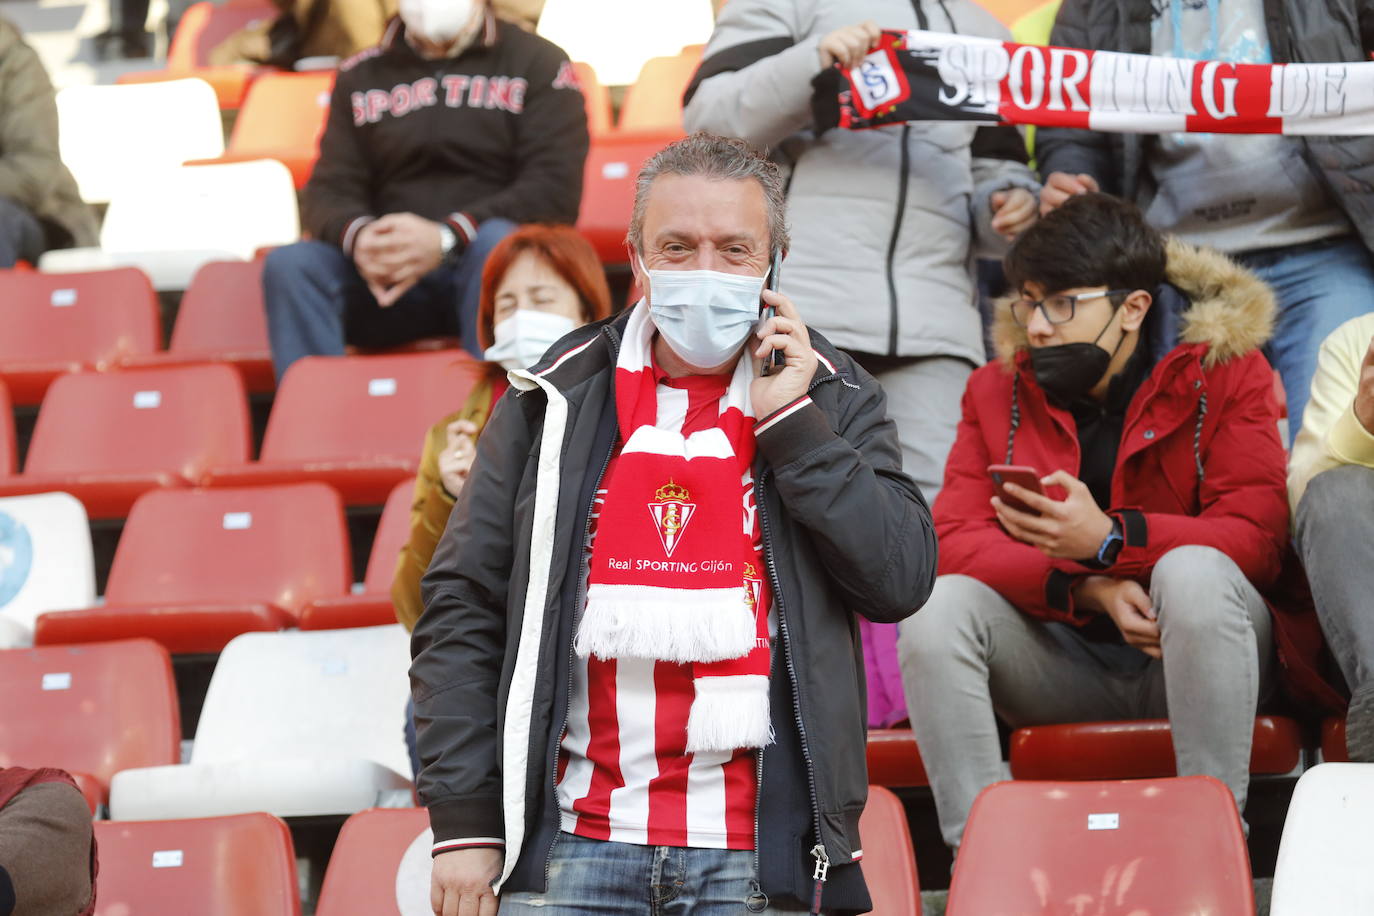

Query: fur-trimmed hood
(993, 238), (1277, 370)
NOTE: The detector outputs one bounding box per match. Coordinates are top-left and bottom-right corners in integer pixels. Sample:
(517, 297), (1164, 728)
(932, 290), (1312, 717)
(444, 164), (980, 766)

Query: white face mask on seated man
(399, 0), (477, 46)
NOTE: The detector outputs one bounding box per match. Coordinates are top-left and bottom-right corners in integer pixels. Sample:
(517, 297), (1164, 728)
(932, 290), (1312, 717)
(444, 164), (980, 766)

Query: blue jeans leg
(452, 218), (518, 358)
(1236, 236), (1374, 437)
(0, 197), (45, 269)
(262, 240), (370, 381)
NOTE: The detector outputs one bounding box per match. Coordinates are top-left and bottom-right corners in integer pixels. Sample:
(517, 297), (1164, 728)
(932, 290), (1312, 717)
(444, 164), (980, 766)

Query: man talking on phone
(897, 193), (1330, 851)
(412, 132), (935, 915)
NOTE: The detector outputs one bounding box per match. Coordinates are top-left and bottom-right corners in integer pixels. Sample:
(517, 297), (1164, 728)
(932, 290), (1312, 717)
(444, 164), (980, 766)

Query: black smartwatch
(1084, 517), (1124, 569)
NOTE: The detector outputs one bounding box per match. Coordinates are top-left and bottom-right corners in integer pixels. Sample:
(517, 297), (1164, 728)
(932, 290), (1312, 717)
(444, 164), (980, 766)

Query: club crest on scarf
(649, 480), (696, 558)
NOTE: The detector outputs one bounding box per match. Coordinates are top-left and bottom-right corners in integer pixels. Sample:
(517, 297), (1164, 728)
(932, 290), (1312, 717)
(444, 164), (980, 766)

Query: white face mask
(399, 0), (475, 45)
(643, 263), (768, 369)
(484, 309), (577, 371)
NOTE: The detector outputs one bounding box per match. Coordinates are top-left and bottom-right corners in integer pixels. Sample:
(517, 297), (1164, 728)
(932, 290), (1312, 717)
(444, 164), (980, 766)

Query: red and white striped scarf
(575, 304), (771, 753)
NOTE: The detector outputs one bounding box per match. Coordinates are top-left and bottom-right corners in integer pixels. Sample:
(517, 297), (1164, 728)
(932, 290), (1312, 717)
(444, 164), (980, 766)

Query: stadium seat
(858, 786), (921, 915)
(0, 365), (251, 520)
(116, 0), (275, 108)
(1323, 717), (1350, 763)
(1009, 716), (1304, 780)
(579, 130), (678, 264)
(118, 259), (274, 393)
(94, 813), (300, 916)
(0, 267), (160, 405)
(35, 483), (349, 654)
(299, 478), (413, 631)
(0, 493), (96, 649)
(55, 78), (224, 205)
(1271, 763), (1374, 914)
(537, 0), (714, 86)
(40, 160), (301, 291)
(946, 776), (1254, 915)
(0, 381), (13, 476)
(865, 728), (928, 787)
(0, 639), (180, 808)
(109, 625), (412, 820)
(618, 46), (703, 133)
(574, 61), (614, 136)
(190, 71), (335, 188)
(315, 807), (429, 916)
(201, 352), (477, 505)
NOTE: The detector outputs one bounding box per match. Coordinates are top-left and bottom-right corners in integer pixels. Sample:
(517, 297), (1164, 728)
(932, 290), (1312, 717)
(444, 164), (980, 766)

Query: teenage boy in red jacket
(897, 193), (1298, 849)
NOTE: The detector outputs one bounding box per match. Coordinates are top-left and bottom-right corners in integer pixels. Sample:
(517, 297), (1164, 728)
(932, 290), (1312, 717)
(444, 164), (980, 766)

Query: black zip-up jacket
(1037, 0), (1374, 255)
(304, 14), (587, 255)
(411, 309), (937, 913)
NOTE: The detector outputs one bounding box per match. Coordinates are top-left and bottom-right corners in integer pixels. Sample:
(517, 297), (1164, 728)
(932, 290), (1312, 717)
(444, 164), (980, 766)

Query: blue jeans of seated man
(0, 197), (45, 269)
(1236, 235), (1374, 438)
(262, 218), (516, 380)
(498, 832), (817, 915)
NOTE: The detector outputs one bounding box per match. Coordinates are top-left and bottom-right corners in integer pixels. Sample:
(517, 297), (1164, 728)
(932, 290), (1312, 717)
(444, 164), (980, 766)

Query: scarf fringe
(576, 583), (756, 663)
(685, 674), (774, 753)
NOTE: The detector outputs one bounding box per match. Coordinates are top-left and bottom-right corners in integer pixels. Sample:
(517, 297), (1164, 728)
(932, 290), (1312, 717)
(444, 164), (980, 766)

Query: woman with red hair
(392, 225), (611, 632)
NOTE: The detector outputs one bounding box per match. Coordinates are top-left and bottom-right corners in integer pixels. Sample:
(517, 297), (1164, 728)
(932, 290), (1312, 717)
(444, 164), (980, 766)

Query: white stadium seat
(1271, 762), (1374, 915)
(0, 492), (95, 649)
(536, 0), (713, 86)
(109, 625), (413, 820)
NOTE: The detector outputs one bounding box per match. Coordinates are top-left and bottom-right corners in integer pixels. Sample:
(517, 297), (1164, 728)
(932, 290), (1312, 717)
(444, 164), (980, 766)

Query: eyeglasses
(1009, 289), (1131, 327)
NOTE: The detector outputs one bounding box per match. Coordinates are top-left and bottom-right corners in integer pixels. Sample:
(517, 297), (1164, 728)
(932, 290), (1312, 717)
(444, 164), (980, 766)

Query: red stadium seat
(116, 0), (274, 108)
(315, 807), (429, 916)
(618, 45), (703, 133)
(578, 130), (679, 264)
(0, 365), (251, 520)
(1322, 717), (1349, 762)
(858, 786), (921, 915)
(0, 267), (160, 405)
(94, 813), (301, 916)
(190, 71), (335, 188)
(0, 381), (13, 476)
(201, 352), (477, 505)
(574, 61), (613, 137)
(300, 477), (414, 630)
(946, 776), (1253, 915)
(0, 639), (180, 807)
(119, 259), (274, 393)
(35, 483), (350, 653)
(1009, 716), (1303, 780)
(865, 728), (928, 787)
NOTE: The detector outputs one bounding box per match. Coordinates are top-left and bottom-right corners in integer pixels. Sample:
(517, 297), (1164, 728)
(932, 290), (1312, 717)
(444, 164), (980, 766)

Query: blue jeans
(262, 218), (516, 380)
(1235, 235), (1374, 436)
(499, 832), (815, 915)
(0, 197), (45, 269)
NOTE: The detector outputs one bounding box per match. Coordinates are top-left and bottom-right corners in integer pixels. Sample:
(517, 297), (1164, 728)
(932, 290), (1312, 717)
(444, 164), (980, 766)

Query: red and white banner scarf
(575, 304), (772, 753)
(814, 28), (1374, 135)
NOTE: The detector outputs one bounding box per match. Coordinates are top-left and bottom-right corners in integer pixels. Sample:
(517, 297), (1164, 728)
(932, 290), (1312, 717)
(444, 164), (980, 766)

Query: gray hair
(626, 132), (790, 258)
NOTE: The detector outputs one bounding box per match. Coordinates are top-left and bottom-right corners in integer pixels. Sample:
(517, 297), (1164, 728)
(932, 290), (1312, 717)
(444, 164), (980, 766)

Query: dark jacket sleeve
(753, 350), (937, 624)
(0, 35), (66, 212)
(460, 45), (588, 227)
(1033, 0), (1119, 191)
(302, 67), (377, 251)
(410, 390), (532, 845)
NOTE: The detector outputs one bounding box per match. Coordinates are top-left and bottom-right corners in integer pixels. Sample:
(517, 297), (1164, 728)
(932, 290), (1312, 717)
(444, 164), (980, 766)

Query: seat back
(93, 813), (300, 916)
(169, 259), (270, 357)
(0, 267), (160, 367)
(618, 47), (702, 132)
(578, 131), (675, 263)
(1271, 763), (1374, 914)
(946, 776), (1254, 915)
(191, 626), (411, 777)
(168, 0), (277, 69)
(537, 0), (714, 85)
(56, 79), (225, 204)
(105, 483), (349, 617)
(262, 352), (477, 464)
(0, 493), (95, 647)
(315, 807), (430, 916)
(573, 61), (613, 136)
(365, 478), (417, 594)
(858, 786), (921, 915)
(0, 381), (13, 476)
(226, 71), (335, 158)
(24, 364), (250, 481)
(0, 639), (179, 795)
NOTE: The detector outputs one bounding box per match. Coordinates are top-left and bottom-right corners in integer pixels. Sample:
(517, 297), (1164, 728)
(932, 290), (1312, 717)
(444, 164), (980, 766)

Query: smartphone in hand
(988, 464), (1045, 516)
(759, 250), (786, 377)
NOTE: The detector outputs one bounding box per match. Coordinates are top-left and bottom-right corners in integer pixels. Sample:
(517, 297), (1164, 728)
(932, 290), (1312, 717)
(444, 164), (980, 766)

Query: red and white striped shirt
(556, 366), (771, 850)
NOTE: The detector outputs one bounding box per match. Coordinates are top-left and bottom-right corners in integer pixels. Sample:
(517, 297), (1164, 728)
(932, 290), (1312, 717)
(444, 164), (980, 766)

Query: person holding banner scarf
(1037, 0), (1374, 437)
(414, 133), (936, 916)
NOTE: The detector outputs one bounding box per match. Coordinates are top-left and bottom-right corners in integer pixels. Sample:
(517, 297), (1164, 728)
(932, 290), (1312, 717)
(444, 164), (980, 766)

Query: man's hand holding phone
(991, 468), (1114, 561)
(750, 289), (817, 419)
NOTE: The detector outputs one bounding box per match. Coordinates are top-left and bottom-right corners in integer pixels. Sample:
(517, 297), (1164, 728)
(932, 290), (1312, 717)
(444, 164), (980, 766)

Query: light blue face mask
(643, 263), (769, 369)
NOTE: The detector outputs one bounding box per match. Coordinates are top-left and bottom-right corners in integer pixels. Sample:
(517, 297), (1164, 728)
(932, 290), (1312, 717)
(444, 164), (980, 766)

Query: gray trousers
(865, 355), (971, 504)
(896, 545), (1274, 849)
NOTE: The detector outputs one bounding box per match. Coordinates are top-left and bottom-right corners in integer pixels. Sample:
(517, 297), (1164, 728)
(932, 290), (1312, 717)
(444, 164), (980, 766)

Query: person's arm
(682, 0), (823, 150)
(301, 68), (378, 254)
(1358, 0), (1374, 54)
(0, 36), (66, 211)
(1033, 0), (1118, 192)
(970, 126), (1041, 255)
(453, 45), (587, 234)
(1289, 320), (1374, 510)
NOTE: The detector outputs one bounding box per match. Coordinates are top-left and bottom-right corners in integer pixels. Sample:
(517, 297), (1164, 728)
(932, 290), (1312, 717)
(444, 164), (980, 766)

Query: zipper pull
(810, 844), (830, 882)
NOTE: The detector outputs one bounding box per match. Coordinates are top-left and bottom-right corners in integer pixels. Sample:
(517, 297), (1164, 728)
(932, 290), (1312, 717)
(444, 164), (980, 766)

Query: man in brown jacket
(0, 18), (97, 268)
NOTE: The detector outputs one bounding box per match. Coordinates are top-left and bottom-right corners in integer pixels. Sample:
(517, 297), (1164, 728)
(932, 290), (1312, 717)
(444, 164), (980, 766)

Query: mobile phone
(759, 250), (786, 377)
(988, 464), (1045, 516)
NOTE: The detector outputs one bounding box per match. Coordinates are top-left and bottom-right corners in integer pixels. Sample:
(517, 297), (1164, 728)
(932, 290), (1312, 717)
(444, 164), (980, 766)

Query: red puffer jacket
(935, 239), (1340, 711)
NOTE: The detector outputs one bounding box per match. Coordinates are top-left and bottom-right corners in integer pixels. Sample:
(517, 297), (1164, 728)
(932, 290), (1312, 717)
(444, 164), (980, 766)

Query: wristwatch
(437, 224), (457, 259)
(1086, 517), (1125, 569)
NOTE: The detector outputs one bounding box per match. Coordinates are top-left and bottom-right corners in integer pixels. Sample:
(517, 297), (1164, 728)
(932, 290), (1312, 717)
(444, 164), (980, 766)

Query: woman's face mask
(484, 309), (577, 371)
(399, 0), (476, 45)
(641, 258), (769, 369)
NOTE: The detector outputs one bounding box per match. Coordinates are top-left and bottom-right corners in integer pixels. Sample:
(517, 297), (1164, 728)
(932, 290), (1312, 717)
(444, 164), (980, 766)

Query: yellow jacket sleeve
(1288, 313), (1374, 513)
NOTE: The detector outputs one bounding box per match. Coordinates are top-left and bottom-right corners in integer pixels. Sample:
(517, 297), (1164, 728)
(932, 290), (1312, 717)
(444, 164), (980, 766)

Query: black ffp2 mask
(1028, 309), (1124, 405)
